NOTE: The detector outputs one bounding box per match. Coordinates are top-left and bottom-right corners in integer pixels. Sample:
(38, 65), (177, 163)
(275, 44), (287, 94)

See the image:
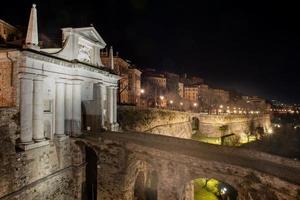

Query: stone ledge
(17, 140), (50, 151)
(54, 135), (69, 142)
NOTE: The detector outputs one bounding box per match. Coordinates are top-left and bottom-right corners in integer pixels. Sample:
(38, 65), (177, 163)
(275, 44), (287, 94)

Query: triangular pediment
(74, 27), (106, 46)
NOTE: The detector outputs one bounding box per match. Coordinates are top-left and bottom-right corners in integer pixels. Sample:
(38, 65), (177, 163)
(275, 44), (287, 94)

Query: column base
(109, 123), (119, 132)
(54, 134), (69, 141)
(34, 138), (46, 142)
(17, 140), (49, 151)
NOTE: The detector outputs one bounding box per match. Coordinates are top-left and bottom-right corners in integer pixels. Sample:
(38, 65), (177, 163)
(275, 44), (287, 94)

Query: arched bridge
(72, 131), (300, 200)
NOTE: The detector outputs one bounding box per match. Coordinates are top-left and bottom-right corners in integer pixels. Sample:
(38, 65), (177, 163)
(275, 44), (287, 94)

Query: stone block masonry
(0, 123), (75, 200)
(117, 106), (272, 139)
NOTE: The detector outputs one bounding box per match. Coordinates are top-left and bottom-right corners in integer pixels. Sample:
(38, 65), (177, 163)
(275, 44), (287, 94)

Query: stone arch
(123, 156), (159, 200)
(191, 117), (199, 131)
(179, 177), (238, 200)
(72, 140), (100, 200)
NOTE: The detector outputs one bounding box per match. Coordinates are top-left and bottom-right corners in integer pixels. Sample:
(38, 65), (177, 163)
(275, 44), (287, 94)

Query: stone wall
(0, 51), (19, 108)
(118, 106), (193, 139)
(75, 132), (300, 200)
(0, 110), (76, 200)
(197, 114), (272, 137)
(118, 106), (272, 139)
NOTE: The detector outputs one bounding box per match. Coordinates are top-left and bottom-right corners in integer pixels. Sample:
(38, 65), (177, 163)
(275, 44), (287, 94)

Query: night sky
(1, 0), (300, 103)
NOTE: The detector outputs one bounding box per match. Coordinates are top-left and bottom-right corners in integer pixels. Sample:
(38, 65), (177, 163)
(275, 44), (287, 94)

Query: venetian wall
(0, 108), (76, 200)
(118, 106), (272, 139)
(118, 106), (193, 139)
(198, 114), (273, 137)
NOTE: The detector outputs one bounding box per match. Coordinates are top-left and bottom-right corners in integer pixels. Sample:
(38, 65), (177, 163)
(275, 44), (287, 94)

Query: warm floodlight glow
(159, 96), (164, 100)
(140, 89), (145, 94)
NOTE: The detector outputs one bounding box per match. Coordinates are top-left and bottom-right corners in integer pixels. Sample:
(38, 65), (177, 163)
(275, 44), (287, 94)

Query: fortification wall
(118, 106), (193, 139)
(118, 106), (272, 139)
(198, 114), (272, 137)
(0, 108), (75, 200)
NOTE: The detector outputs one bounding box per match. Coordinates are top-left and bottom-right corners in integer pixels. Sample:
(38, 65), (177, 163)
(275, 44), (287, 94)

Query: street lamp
(160, 95), (164, 100)
(140, 88), (145, 94)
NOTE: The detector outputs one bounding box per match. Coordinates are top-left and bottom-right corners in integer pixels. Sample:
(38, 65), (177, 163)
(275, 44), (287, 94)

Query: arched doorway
(192, 117), (199, 131)
(133, 170), (158, 200)
(85, 146), (97, 200)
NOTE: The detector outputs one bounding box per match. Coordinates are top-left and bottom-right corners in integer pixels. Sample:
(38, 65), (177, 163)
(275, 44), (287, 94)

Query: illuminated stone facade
(0, 19), (17, 42)
(101, 49), (142, 105)
(0, 5), (120, 148)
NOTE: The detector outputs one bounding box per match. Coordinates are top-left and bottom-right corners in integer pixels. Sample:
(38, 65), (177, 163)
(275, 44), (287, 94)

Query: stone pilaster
(72, 79), (82, 137)
(107, 86), (114, 130)
(55, 80), (65, 136)
(112, 86), (119, 131)
(100, 83), (107, 129)
(19, 74), (34, 144)
(65, 81), (73, 135)
(33, 75), (45, 141)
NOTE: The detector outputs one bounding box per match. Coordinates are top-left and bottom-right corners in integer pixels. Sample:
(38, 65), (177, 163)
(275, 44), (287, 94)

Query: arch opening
(182, 178), (238, 200)
(133, 168), (158, 200)
(85, 146), (98, 200)
(192, 117), (200, 131)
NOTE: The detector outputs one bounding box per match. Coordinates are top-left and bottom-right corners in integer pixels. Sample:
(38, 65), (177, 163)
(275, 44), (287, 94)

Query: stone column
(33, 75), (45, 141)
(65, 81), (73, 135)
(72, 79), (82, 136)
(19, 74), (34, 144)
(55, 80), (65, 136)
(107, 86), (114, 129)
(113, 86), (118, 124)
(100, 83), (107, 129)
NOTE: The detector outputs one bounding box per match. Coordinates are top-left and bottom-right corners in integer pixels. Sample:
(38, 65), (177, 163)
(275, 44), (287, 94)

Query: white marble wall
(18, 52), (119, 150)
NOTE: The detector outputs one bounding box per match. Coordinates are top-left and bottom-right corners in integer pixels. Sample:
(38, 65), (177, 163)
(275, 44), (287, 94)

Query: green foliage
(194, 178), (220, 200)
(191, 133), (221, 145)
(222, 134), (240, 146)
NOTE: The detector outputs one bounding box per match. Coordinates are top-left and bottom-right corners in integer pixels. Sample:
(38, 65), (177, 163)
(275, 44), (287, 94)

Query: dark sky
(1, 0), (300, 103)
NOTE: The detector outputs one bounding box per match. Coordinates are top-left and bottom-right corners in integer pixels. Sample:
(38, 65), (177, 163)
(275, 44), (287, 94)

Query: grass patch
(192, 133), (221, 145)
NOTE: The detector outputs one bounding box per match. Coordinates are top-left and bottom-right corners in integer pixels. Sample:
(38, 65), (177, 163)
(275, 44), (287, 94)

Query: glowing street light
(193, 102), (198, 107)
(219, 105), (223, 108)
(180, 102), (183, 106)
(170, 100), (173, 104)
(220, 187), (227, 195)
(140, 88), (145, 94)
(159, 95), (164, 100)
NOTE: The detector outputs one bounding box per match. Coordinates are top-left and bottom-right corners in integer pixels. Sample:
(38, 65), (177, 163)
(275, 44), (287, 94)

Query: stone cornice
(22, 50), (120, 80)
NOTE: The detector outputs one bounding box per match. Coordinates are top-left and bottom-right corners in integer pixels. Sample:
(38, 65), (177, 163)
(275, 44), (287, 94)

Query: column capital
(33, 74), (46, 81)
(72, 78), (83, 85)
(18, 72), (35, 80)
(56, 79), (66, 84)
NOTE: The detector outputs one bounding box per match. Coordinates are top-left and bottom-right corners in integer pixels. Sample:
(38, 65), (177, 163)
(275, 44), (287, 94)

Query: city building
(178, 81), (184, 98)
(101, 47), (141, 105)
(184, 84), (199, 102)
(0, 19), (18, 42)
(0, 4), (120, 150)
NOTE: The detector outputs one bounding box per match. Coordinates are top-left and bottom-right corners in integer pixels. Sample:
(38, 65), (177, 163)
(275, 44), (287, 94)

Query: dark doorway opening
(192, 117), (199, 131)
(86, 146), (97, 200)
(134, 170), (158, 200)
